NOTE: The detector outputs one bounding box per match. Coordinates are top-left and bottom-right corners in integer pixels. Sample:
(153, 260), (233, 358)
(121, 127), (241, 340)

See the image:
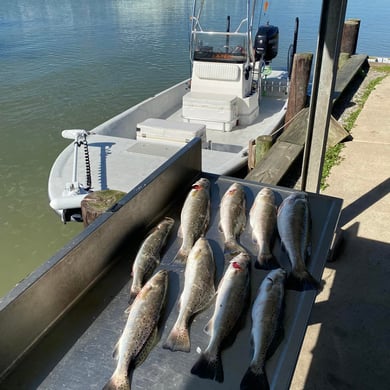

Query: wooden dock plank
(245, 54), (365, 185)
(245, 142), (303, 185)
(333, 53), (368, 103)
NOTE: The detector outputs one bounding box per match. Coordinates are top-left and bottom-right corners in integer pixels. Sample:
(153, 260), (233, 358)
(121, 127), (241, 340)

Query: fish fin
(240, 366), (269, 390)
(251, 232), (257, 244)
(224, 240), (247, 260)
(254, 253), (279, 270)
(112, 341), (120, 360)
(286, 269), (320, 291)
(191, 350), (224, 382)
(129, 287), (140, 303)
(203, 317), (213, 336)
(163, 326), (190, 352)
(173, 246), (189, 263)
(124, 305), (132, 314)
(102, 374), (131, 390)
(177, 224), (183, 238)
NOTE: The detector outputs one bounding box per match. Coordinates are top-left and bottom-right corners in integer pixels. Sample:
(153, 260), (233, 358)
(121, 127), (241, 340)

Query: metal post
(301, 0), (348, 193)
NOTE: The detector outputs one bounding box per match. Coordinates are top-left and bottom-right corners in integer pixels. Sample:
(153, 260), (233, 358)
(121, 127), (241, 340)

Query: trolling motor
(50, 129), (93, 223)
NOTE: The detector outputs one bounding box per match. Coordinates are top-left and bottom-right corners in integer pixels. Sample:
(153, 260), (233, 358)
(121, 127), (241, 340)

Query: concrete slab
(291, 73), (390, 389)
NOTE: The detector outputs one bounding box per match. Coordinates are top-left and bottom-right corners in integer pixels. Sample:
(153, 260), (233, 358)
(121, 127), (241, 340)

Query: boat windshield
(193, 32), (248, 63)
(190, 0), (255, 64)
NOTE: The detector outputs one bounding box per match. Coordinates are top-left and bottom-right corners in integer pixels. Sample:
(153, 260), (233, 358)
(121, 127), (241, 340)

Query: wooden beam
(246, 142), (303, 185)
(301, 0), (348, 193)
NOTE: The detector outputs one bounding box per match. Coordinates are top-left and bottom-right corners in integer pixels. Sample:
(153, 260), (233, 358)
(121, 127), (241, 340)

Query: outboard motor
(254, 24), (279, 63)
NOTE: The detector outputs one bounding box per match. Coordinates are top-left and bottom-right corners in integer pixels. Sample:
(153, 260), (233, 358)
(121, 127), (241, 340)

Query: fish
(191, 252), (251, 382)
(219, 182), (248, 259)
(240, 268), (286, 390)
(174, 178), (211, 263)
(130, 217), (174, 300)
(249, 187), (278, 269)
(103, 270), (169, 390)
(163, 237), (215, 352)
(277, 192), (320, 291)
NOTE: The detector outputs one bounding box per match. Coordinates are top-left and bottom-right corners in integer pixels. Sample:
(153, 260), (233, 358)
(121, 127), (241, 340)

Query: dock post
(81, 190), (126, 227)
(340, 19), (361, 56)
(285, 53), (313, 128)
(255, 135), (273, 166)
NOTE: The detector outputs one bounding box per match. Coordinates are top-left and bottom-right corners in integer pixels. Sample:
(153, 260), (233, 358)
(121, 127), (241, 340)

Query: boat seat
(182, 92), (239, 132)
(136, 118), (207, 146)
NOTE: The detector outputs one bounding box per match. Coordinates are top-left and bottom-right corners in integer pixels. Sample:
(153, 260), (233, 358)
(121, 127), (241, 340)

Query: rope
(271, 108), (303, 137)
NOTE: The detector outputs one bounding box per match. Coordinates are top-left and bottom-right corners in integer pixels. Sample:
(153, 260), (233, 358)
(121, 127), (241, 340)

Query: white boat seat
(182, 92), (239, 132)
(194, 62), (240, 81)
(136, 118), (206, 146)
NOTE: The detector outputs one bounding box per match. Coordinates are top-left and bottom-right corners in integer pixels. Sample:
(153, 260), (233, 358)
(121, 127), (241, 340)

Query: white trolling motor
(49, 129), (93, 222)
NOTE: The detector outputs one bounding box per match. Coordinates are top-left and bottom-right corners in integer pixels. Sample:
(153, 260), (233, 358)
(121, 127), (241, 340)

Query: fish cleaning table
(0, 140), (342, 389)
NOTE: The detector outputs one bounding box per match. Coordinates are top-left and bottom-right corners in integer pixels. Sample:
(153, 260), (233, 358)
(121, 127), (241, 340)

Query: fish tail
(162, 325), (191, 352)
(173, 246), (190, 263)
(240, 366), (269, 390)
(129, 286), (140, 302)
(255, 252), (278, 270)
(287, 268), (320, 291)
(102, 371), (131, 390)
(224, 239), (246, 260)
(191, 350), (223, 382)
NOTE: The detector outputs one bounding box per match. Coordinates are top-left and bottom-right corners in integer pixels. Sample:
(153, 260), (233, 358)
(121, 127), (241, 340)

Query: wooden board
(245, 54), (365, 186)
(246, 142), (303, 185)
(280, 108), (349, 147)
(333, 53), (368, 103)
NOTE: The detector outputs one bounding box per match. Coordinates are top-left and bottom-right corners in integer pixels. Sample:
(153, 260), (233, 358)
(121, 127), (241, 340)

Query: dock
(246, 53), (368, 186)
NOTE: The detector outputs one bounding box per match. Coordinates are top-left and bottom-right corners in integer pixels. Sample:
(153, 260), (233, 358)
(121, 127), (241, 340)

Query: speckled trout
(164, 237), (215, 352)
(174, 178), (211, 263)
(277, 192), (319, 290)
(130, 217), (174, 300)
(249, 187), (278, 269)
(219, 182), (248, 259)
(240, 268), (286, 390)
(103, 270), (168, 390)
(191, 252), (250, 382)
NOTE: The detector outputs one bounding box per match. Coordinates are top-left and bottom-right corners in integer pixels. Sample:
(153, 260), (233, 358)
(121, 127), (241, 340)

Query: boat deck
(2, 149), (342, 389)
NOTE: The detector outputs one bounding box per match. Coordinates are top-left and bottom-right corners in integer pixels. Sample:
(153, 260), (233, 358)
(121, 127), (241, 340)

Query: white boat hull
(48, 74), (288, 220)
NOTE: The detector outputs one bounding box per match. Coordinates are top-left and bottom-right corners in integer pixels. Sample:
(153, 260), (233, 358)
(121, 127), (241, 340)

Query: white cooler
(182, 92), (239, 131)
(136, 118), (207, 146)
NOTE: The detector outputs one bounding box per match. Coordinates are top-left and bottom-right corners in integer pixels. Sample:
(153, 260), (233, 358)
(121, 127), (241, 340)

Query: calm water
(1, 0), (389, 297)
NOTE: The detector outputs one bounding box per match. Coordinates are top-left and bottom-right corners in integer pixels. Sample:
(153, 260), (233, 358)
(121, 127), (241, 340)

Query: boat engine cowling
(254, 24), (279, 63)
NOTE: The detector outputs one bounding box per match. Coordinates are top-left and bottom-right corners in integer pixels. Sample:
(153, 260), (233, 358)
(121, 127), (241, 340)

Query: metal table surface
(2, 174), (342, 390)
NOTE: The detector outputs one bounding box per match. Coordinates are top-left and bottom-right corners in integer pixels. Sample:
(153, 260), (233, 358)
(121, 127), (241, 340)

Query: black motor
(254, 24), (279, 62)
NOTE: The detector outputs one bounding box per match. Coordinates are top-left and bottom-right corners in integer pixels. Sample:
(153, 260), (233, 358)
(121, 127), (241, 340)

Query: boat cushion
(136, 118), (206, 145)
(194, 62), (240, 81)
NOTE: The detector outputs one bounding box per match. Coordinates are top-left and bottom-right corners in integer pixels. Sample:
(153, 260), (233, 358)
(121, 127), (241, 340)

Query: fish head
(191, 177), (210, 192)
(229, 252), (250, 272)
(266, 268), (287, 284)
(151, 269), (169, 285)
(226, 182), (243, 196)
(158, 217), (175, 231)
(192, 237), (211, 256)
(139, 269), (169, 299)
(258, 187), (275, 201)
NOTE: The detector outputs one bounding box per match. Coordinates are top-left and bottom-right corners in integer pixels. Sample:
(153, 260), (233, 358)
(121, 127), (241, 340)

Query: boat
(48, 0), (296, 222)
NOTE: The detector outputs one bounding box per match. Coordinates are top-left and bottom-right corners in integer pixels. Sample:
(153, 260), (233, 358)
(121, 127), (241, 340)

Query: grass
(320, 63), (390, 190)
